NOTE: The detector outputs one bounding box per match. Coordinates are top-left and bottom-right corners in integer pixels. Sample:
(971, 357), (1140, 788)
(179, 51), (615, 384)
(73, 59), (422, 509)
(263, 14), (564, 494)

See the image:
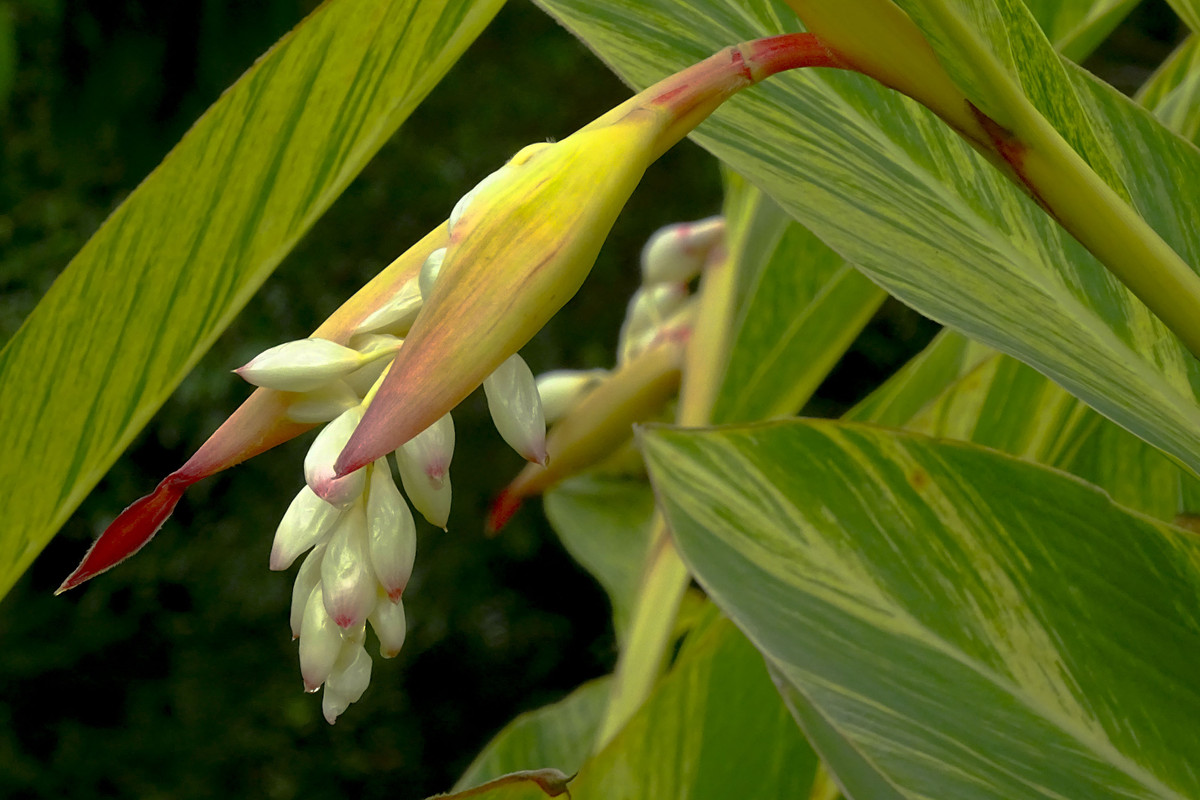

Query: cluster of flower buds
(234, 191), (553, 722)
(489, 217), (726, 532)
(58, 32), (828, 724)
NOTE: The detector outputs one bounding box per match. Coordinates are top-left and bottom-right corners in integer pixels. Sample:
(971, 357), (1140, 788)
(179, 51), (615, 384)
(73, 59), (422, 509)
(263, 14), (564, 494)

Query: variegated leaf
(643, 419), (1200, 799)
(535, 0), (1200, 482)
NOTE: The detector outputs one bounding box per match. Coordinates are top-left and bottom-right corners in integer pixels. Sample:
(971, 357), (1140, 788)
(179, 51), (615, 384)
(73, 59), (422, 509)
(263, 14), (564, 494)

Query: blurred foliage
(0, 0), (1184, 798)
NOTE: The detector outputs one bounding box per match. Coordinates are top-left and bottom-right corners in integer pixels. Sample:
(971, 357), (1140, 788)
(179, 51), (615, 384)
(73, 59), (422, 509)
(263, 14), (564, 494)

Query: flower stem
(594, 205), (741, 750)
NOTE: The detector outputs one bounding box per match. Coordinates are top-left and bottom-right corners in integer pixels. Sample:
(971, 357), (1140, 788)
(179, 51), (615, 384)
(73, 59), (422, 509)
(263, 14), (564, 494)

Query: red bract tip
(485, 488), (524, 537)
(55, 478), (188, 594)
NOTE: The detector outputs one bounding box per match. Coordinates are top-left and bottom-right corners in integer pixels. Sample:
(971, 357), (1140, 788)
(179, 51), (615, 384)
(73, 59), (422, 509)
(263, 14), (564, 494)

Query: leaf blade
(535, 0), (1200, 482)
(0, 0), (504, 597)
(643, 420), (1200, 799)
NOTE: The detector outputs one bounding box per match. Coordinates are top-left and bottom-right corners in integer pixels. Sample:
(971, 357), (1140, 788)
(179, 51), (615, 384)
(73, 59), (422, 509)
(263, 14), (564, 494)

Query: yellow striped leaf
(849, 328), (1200, 521)
(1137, 34), (1200, 145)
(570, 617), (818, 799)
(712, 178), (886, 424)
(535, 0), (1200, 482)
(454, 678), (611, 793)
(643, 420), (1200, 799)
(0, 0), (503, 598)
(1021, 0), (1140, 61)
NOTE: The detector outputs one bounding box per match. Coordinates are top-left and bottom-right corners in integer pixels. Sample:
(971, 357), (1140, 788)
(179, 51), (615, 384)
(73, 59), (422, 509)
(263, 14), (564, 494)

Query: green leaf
(900, 341), (1200, 519)
(712, 179), (886, 424)
(1020, 0), (1140, 61)
(1136, 34), (1200, 145)
(0, 0), (503, 597)
(844, 329), (996, 427)
(455, 678), (610, 791)
(848, 327), (1200, 520)
(642, 420), (1200, 799)
(1165, 0), (1200, 32)
(570, 617), (819, 800)
(544, 476), (656, 639)
(535, 0), (1200, 481)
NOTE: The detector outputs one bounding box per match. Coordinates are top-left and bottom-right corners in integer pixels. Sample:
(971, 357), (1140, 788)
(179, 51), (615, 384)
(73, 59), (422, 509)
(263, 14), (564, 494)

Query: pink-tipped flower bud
(366, 460), (416, 600)
(535, 369), (607, 424)
(290, 542), (327, 638)
(395, 412), (454, 528)
(299, 583), (344, 691)
(235, 338), (367, 393)
(484, 353), (547, 465)
(618, 283), (688, 364)
(271, 486), (342, 571)
(640, 216), (725, 285)
(322, 640), (373, 724)
(369, 594), (407, 658)
(354, 278), (423, 336)
(304, 406), (367, 507)
(319, 503), (375, 629)
(418, 248), (447, 301)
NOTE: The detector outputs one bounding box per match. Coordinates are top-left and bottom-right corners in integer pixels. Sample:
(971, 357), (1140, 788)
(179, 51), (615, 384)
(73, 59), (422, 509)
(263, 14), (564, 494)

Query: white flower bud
(396, 412), (454, 529)
(367, 460), (416, 600)
(343, 356), (393, 398)
(355, 278), (423, 335)
(534, 369), (607, 424)
(285, 380), (361, 424)
(320, 503), (375, 630)
(299, 583), (343, 692)
(369, 594), (407, 658)
(618, 283), (688, 364)
(449, 166), (509, 231)
(290, 541), (327, 639)
(321, 686), (351, 725)
(235, 338), (367, 393)
(640, 216), (724, 285)
(304, 406), (367, 507)
(484, 353), (547, 464)
(327, 641), (373, 705)
(349, 333), (403, 359)
(418, 248), (446, 300)
(271, 487), (342, 571)
(319, 627), (369, 724)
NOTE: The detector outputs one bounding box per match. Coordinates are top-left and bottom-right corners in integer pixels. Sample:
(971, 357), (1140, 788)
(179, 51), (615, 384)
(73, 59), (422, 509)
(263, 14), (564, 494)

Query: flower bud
(299, 583), (343, 691)
(489, 333), (686, 533)
(418, 248), (447, 300)
(304, 406), (367, 507)
(320, 503), (375, 629)
(369, 594), (407, 658)
(449, 164), (524, 231)
(355, 277), (423, 336)
(235, 338), (366, 393)
(640, 216), (725, 285)
(327, 641), (372, 702)
(618, 283), (688, 364)
(285, 381), (361, 424)
(395, 412), (454, 528)
(290, 542), (327, 638)
(535, 369), (607, 424)
(366, 460), (416, 600)
(271, 486), (342, 571)
(484, 353), (547, 465)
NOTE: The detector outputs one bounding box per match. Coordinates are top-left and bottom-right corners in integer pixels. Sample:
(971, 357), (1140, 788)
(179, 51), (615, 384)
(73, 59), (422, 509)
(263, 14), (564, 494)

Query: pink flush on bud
(304, 406), (368, 507)
(333, 33), (846, 480)
(57, 226), (447, 594)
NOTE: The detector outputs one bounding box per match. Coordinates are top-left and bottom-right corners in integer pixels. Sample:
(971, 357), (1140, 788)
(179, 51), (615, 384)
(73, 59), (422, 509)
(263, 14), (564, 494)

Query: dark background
(0, 1), (1185, 797)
